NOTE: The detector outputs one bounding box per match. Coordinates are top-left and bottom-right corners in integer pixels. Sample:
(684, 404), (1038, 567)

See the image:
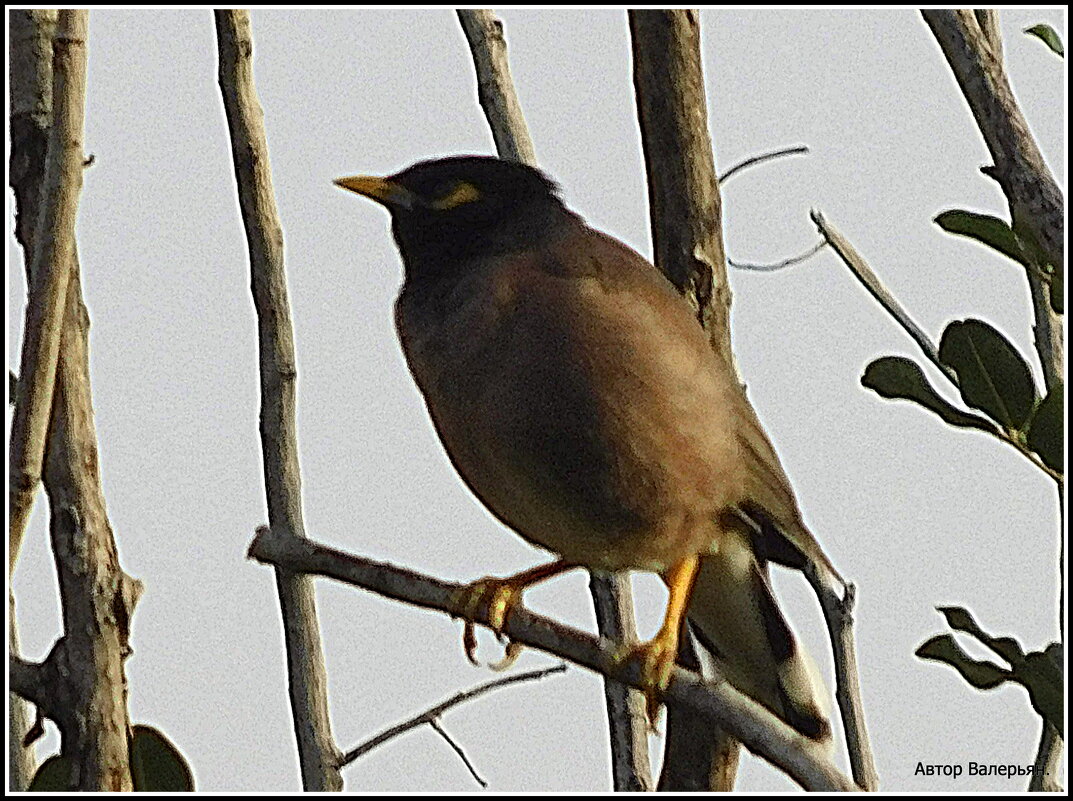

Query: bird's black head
(335, 155), (571, 280)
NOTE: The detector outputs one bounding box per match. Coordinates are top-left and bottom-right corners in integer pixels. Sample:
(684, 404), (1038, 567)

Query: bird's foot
(613, 631), (679, 731)
(454, 576), (527, 670)
(613, 556), (700, 729)
(452, 560), (576, 671)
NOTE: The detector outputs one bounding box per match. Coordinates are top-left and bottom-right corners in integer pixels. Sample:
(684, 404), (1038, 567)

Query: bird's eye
(430, 180), (481, 210)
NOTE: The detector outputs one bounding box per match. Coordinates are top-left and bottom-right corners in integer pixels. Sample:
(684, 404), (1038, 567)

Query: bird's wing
(567, 226), (835, 741)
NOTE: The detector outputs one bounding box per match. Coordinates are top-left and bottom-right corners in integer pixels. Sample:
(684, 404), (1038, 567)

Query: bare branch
(973, 10), (1003, 64)
(630, 9), (733, 365)
(8, 7), (85, 575)
(921, 10), (1063, 390)
(630, 12), (810, 789)
(456, 10), (537, 165)
(9, 591), (35, 789)
(248, 527), (859, 791)
(214, 10), (340, 791)
(5, 13), (47, 765)
(631, 13), (866, 790)
(657, 634), (740, 791)
(803, 568), (879, 791)
(48, 502), (141, 791)
(9, 10), (140, 790)
(588, 572), (653, 790)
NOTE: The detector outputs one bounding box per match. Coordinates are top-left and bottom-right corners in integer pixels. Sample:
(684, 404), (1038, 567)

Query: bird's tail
(685, 524), (832, 745)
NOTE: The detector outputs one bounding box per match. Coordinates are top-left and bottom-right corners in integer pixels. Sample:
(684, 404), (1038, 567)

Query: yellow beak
(333, 175), (417, 210)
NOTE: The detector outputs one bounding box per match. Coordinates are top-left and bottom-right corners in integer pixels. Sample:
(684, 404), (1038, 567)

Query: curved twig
(730, 240), (826, 273)
(719, 144), (809, 184)
(341, 665), (565, 784)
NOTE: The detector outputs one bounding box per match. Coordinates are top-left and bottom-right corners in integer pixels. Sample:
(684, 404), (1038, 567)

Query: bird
(335, 155), (836, 741)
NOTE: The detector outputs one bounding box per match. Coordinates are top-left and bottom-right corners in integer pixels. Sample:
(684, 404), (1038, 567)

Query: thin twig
(428, 719), (487, 788)
(719, 145), (819, 274)
(9, 586), (35, 789)
(342, 666), (564, 785)
(812, 209), (954, 383)
(719, 144), (808, 184)
(22, 708), (45, 749)
(730, 240), (826, 273)
(587, 572), (652, 790)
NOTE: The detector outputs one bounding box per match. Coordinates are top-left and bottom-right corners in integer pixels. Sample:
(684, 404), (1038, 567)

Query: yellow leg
(454, 559), (575, 669)
(616, 555), (700, 727)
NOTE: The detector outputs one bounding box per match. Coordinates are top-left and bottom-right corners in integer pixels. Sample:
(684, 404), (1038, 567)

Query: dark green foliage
(938, 319), (1038, 430)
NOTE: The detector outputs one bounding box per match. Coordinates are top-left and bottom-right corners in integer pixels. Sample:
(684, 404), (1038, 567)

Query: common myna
(336, 155), (835, 741)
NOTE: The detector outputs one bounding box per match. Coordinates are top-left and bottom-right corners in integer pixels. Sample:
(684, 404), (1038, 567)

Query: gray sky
(7, 8), (1067, 791)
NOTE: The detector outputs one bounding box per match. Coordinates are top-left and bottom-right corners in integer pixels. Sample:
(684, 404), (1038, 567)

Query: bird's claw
(613, 635), (678, 730)
(454, 577), (526, 668)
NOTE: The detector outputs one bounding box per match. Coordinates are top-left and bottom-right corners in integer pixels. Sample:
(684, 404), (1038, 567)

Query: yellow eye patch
(431, 181), (481, 210)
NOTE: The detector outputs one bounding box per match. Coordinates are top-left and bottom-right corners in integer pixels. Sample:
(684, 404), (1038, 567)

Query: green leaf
(28, 755), (73, 791)
(1025, 23), (1064, 57)
(916, 634), (1011, 689)
(934, 210), (1028, 266)
(925, 609), (1065, 736)
(938, 319), (1038, 429)
(861, 356), (996, 433)
(1027, 383), (1064, 473)
(937, 605), (1025, 665)
(1020, 645), (1064, 736)
(1044, 641), (1063, 668)
(130, 725), (195, 791)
